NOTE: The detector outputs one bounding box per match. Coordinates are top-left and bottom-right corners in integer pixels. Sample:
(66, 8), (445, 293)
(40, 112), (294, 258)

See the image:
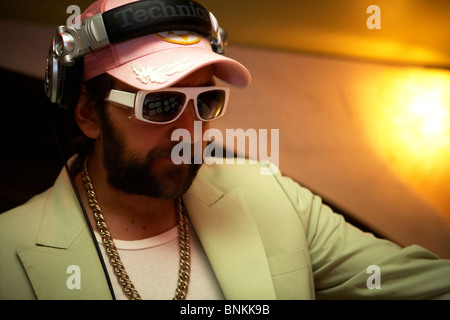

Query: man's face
(98, 67), (214, 199)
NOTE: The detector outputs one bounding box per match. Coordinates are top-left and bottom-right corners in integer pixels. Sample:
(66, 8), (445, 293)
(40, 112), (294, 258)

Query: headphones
(45, 0), (226, 110)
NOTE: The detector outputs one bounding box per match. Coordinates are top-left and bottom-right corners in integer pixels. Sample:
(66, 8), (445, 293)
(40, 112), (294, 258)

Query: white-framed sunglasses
(105, 86), (230, 124)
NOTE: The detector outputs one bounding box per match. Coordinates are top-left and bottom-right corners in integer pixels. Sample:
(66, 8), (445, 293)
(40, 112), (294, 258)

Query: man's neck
(74, 157), (178, 241)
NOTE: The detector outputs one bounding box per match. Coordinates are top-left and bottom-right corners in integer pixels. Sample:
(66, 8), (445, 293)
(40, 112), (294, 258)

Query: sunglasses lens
(140, 89), (227, 123)
(142, 92), (186, 123)
(197, 90), (227, 120)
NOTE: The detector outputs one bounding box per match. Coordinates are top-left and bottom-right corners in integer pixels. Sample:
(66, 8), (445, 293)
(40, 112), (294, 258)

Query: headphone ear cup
(57, 59), (84, 110)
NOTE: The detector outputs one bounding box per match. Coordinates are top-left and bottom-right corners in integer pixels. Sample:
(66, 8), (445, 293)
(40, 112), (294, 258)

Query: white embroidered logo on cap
(131, 58), (192, 84)
(156, 31), (201, 45)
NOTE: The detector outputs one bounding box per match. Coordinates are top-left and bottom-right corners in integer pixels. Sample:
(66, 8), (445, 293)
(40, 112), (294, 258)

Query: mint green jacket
(1, 162), (449, 300)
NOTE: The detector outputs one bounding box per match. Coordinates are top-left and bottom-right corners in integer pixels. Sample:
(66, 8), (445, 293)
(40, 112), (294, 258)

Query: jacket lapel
(183, 173), (277, 300)
(17, 168), (113, 300)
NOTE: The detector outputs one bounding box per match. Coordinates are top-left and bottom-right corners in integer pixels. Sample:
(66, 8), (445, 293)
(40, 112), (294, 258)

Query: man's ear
(74, 85), (102, 139)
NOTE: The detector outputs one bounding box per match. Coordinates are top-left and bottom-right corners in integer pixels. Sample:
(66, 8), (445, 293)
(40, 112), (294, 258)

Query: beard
(100, 110), (202, 199)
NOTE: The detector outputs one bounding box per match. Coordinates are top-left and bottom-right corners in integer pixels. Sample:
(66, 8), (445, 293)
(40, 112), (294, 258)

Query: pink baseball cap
(80, 0), (251, 90)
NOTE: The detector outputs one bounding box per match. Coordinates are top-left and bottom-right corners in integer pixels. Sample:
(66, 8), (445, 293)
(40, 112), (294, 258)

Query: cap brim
(105, 46), (251, 90)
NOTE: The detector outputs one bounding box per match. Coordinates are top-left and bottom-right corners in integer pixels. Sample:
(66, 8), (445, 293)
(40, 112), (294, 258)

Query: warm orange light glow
(381, 72), (447, 160)
(360, 68), (450, 220)
(385, 75), (449, 164)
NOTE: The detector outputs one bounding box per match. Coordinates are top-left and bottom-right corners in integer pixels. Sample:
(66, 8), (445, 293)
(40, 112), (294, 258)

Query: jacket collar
(35, 166), (87, 249)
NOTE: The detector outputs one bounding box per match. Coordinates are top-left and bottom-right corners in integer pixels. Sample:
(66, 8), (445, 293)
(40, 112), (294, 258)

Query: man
(1, 0), (449, 300)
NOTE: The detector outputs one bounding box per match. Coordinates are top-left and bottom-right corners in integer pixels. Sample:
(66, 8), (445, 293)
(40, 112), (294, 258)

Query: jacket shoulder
(196, 161), (317, 236)
(198, 160), (316, 213)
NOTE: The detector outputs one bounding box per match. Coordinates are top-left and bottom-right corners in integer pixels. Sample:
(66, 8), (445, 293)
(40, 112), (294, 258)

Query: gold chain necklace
(81, 159), (190, 300)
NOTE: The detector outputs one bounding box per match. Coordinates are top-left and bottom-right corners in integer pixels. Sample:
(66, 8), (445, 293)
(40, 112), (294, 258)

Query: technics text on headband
(54, 0), (225, 67)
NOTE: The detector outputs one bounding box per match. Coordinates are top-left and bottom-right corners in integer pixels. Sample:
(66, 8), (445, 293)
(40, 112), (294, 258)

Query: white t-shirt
(95, 225), (225, 300)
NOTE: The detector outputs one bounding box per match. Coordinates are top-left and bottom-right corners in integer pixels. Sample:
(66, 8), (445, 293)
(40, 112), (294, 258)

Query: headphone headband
(45, 0), (226, 109)
(56, 0), (222, 65)
(104, 0), (212, 43)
